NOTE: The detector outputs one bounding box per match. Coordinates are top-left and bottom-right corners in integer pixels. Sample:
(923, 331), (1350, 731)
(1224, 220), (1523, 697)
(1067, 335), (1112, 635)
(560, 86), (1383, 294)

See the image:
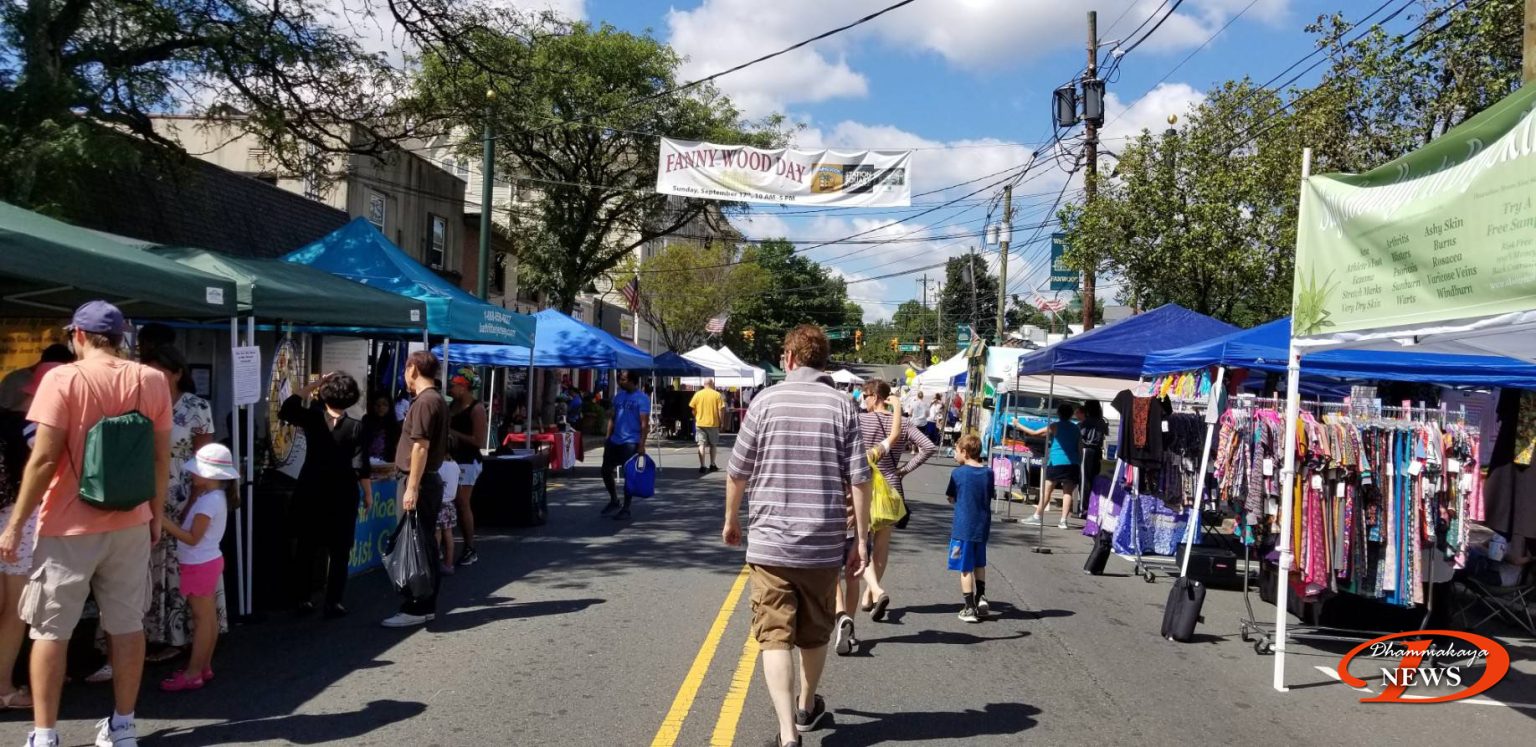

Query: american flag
(620, 277), (641, 311)
(1032, 295), (1067, 313)
(706, 314), (728, 334)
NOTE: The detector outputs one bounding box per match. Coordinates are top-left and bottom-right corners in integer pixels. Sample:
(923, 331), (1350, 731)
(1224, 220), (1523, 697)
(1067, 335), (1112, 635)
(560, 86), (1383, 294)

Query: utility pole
(995, 184), (1012, 345)
(1081, 10), (1099, 331)
(477, 90), (496, 300)
(1525, 0), (1535, 84)
(918, 273), (929, 309)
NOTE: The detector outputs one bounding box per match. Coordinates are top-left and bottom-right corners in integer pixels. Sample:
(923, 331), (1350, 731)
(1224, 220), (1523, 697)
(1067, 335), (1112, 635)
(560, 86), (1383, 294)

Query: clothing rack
(1228, 401), (1477, 655)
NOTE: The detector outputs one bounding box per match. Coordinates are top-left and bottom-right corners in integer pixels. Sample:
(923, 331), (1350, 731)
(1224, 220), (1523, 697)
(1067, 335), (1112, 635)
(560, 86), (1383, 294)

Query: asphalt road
(10, 438), (1536, 746)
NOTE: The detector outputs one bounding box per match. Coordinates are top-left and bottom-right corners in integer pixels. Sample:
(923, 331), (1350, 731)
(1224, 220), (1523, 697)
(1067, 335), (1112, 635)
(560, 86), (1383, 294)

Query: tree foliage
(1060, 0), (1526, 327)
(939, 253), (1000, 344)
(633, 241), (766, 353)
(0, 0), (494, 210)
(722, 239), (860, 362)
(412, 22), (785, 312)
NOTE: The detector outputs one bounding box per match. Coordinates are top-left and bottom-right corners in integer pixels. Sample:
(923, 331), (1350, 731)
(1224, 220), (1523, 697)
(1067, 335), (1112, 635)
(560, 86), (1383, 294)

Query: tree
(939, 253), (999, 344)
(632, 241), (766, 352)
(724, 239), (861, 362)
(0, 0), (485, 210)
(412, 22), (785, 312)
(1059, 0), (1525, 327)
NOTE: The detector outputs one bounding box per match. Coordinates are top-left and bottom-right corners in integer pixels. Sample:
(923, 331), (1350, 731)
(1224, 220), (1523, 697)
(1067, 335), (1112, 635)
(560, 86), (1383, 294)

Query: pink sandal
(160, 670), (204, 692)
(0, 687), (31, 709)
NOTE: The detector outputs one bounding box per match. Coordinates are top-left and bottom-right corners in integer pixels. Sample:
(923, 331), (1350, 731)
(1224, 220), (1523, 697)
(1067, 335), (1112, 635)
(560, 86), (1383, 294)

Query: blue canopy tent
(1143, 316), (1536, 388)
(653, 351), (713, 376)
(432, 309), (654, 370)
(281, 218), (535, 347)
(1016, 304), (1240, 378)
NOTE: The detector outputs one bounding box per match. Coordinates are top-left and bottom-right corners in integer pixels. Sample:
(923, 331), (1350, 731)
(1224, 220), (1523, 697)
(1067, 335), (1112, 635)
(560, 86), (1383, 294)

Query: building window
(493, 257), (507, 294)
(456, 160), (470, 179)
(367, 190), (387, 231)
(427, 214), (446, 269)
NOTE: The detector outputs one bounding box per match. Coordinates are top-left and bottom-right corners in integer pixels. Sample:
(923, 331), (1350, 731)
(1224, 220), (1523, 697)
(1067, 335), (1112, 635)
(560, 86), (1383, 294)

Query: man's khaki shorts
(20, 526), (151, 641)
(695, 427), (720, 447)
(748, 564), (841, 651)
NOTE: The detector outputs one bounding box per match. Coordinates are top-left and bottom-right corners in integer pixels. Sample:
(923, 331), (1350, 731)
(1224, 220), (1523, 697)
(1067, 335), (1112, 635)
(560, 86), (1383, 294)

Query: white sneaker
(381, 612), (431, 628)
(85, 664), (114, 683)
(1022, 515), (1043, 526)
(95, 716), (138, 747)
(1057, 520), (1071, 530)
(976, 595), (991, 617)
(833, 614), (855, 656)
(27, 731), (60, 747)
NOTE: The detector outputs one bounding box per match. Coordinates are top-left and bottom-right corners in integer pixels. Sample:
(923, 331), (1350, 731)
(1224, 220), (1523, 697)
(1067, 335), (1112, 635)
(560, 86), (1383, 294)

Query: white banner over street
(656, 138), (911, 207)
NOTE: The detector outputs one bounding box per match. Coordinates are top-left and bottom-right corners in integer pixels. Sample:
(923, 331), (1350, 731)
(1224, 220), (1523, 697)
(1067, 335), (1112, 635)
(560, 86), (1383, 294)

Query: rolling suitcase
(1175, 544), (1238, 586)
(1083, 529), (1112, 575)
(1161, 576), (1206, 642)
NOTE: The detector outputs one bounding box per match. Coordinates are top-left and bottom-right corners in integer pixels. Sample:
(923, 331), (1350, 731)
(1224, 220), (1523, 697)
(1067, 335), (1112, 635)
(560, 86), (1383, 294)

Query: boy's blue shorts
(947, 539), (987, 573)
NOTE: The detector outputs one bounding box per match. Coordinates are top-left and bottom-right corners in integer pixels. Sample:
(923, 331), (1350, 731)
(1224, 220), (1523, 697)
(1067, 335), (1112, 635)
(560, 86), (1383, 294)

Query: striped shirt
(728, 367), (872, 568)
(858, 410), (937, 499)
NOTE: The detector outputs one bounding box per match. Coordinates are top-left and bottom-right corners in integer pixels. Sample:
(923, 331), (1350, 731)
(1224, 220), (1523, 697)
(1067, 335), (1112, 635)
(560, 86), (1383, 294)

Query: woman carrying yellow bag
(833, 392), (907, 656)
(856, 380), (936, 623)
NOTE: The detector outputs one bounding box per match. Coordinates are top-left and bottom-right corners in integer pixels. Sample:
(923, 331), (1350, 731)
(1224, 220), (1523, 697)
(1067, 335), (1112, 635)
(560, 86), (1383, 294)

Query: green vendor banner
(1293, 84), (1536, 339)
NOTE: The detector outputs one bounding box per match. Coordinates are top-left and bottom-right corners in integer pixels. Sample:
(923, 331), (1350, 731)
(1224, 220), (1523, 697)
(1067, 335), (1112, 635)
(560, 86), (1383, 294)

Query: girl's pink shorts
(180, 557), (224, 597)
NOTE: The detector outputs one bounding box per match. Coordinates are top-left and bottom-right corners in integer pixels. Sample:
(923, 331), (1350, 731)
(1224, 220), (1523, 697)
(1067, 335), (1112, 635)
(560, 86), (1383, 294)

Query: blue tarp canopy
(1142, 316), (1536, 388)
(282, 218), (535, 346)
(433, 309), (653, 369)
(1016, 304), (1240, 378)
(653, 351), (713, 376)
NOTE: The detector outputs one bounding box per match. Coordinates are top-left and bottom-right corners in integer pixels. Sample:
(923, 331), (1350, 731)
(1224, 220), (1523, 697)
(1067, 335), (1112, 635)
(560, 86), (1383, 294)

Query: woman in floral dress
(142, 346), (223, 659)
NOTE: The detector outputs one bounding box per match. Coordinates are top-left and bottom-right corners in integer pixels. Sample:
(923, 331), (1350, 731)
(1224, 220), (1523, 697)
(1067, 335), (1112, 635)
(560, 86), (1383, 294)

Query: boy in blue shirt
(946, 434), (993, 622)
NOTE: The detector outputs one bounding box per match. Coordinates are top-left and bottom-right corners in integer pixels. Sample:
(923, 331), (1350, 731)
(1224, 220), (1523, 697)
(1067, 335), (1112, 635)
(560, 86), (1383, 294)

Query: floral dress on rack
(144, 391), (227, 647)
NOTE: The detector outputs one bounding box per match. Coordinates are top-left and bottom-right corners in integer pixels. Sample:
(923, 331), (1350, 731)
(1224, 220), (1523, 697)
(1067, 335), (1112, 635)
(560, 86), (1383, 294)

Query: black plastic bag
(381, 511), (434, 599)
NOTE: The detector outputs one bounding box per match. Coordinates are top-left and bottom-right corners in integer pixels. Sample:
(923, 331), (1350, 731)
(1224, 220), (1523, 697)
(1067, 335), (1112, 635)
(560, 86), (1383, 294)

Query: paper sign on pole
(656, 138), (911, 207)
(319, 337), (370, 418)
(232, 346), (262, 406)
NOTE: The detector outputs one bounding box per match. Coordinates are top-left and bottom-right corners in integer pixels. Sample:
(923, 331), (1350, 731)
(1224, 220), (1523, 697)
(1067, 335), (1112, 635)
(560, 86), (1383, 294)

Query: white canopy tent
(830, 369), (865, 385)
(680, 345), (758, 389)
(716, 346), (767, 386)
(912, 352), (967, 391)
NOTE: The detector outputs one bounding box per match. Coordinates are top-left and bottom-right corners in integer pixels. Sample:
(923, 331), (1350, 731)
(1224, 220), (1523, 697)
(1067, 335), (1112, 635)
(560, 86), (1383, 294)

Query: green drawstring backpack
(72, 370), (157, 511)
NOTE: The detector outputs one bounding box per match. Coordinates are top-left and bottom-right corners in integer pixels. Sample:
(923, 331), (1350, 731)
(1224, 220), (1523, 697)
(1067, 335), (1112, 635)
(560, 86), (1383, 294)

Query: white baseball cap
(184, 442), (240, 480)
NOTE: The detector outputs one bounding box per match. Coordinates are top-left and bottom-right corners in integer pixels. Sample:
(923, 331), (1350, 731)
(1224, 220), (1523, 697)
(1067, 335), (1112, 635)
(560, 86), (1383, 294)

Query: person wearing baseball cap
(0, 300), (173, 747)
(446, 366), (487, 568)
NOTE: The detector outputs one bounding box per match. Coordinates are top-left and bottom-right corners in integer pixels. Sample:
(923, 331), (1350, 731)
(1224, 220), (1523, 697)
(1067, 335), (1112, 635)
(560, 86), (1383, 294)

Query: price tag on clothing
(1447, 458), (1461, 474)
(1161, 420), (1169, 433)
(1460, 473), (1475, 492)
(1263, 458), (1275, 477)
(1336, 481), (1346, 498)
(1408, 460), (1423, 477)
(1311, 474), (1323, 491)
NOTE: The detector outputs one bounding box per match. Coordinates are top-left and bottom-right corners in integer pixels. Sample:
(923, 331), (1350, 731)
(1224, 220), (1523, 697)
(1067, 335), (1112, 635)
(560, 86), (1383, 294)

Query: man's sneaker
(794, 694), (828, 733)
(26, 731), (60, 747)
(457, 547), (479, 566)
(439, 563), (456, 577)
(381, 612), (431, 628)
(958, 605), (980, 623)
(699, 466), (708, 474)
(1022, 515), (1043, 526)
(600, 502), (621, 516)
(833, 614), (855, 656)
(94, 715), (138, 747)
(709, 464), (720, 473)
(614, 508), (632, 520)
(976, 595), (991, 617)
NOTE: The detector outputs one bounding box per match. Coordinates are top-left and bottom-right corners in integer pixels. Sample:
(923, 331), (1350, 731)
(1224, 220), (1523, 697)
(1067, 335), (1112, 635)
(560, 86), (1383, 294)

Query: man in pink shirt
(0, 301), (172, 747)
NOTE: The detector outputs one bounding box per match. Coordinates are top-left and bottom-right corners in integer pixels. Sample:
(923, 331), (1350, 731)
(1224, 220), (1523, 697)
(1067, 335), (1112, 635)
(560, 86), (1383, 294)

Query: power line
(1100, 0), (1262, 132)
(1117, 0), (1187, 57)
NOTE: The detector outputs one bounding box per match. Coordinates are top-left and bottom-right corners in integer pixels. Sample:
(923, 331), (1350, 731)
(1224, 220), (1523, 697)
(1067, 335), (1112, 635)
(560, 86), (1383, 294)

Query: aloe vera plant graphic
(1293, 270), (1338, 336)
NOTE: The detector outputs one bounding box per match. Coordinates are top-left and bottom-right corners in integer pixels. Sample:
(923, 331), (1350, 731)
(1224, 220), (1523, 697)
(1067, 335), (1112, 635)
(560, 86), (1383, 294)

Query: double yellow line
(651, 565), (761, 747)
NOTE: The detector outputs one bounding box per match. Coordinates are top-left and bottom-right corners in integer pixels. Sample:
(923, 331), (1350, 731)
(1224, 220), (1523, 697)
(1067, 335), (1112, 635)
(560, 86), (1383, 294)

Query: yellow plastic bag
(868, 450), (907, 533)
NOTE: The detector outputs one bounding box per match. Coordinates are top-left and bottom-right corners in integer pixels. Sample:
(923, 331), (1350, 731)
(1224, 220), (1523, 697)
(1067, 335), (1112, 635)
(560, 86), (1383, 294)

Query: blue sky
(509, 0), (1430, 320)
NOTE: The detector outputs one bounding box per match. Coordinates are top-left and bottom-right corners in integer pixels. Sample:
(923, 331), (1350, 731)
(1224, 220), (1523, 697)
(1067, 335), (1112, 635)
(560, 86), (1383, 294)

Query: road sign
(898, 343), (920, 352)
(956, 324), (972, 345)
(826, 328), (848, 340)
(1050, 233), (1079, 291)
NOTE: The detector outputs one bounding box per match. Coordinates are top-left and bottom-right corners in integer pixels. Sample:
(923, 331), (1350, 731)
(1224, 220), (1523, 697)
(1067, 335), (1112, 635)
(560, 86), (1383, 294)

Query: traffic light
(743, 328), (755, 343)
(854, 329), (863, 350)
(889, 337), (899, 352)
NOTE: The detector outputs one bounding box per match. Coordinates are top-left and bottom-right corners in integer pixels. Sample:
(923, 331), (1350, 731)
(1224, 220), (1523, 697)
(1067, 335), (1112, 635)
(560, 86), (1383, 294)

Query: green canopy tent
(146, 247), (427, 332)
(0, 201), (236, 318)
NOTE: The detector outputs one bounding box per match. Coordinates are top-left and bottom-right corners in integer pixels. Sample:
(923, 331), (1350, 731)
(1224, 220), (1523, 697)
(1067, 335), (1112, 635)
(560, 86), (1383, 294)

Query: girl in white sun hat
(159, 442), (239, 692)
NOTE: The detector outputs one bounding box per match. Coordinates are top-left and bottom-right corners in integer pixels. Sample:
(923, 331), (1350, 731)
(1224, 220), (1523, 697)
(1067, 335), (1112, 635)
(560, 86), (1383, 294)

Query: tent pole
(1179, 366), (1226, 578)
(444, 338), (451, 389)
(1034, 373), (1056, 553)
(229, 317), (245, 617)
(1274, 147), (1312, 693)
(246, 316), (256, 615)
(526, 346), (536, 442)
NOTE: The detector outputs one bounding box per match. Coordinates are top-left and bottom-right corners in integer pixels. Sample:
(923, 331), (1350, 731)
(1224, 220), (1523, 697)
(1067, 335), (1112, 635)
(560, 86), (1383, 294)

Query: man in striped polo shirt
(723, 324), (872, 747)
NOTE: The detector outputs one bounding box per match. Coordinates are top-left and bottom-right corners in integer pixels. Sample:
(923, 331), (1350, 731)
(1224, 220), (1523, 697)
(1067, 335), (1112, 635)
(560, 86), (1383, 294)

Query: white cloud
(667, 0), (1290, 115)
(1100, 82), (1207, 144)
